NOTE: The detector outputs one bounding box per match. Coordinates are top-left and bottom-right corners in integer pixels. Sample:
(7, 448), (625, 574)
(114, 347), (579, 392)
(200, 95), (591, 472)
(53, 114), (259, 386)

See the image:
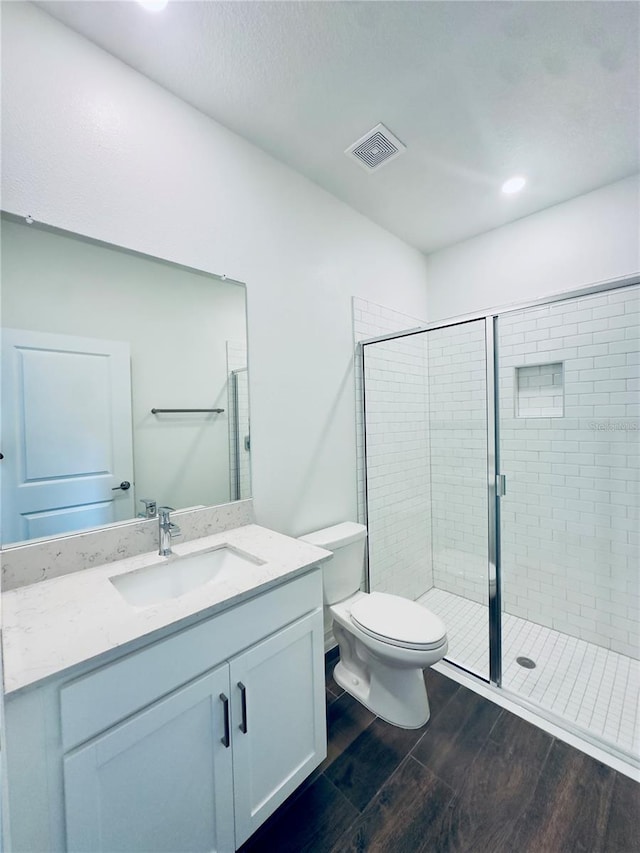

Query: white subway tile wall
(353, 298), (429, 599)
(499, 285), (640, 659)
(363, 335), (432, 600)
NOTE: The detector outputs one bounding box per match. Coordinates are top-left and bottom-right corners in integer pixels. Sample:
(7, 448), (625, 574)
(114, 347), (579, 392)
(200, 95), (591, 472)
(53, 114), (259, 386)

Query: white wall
(2, 218), (246, 514)
(425, 175), (640, 321)
(0, 2), (430, 537)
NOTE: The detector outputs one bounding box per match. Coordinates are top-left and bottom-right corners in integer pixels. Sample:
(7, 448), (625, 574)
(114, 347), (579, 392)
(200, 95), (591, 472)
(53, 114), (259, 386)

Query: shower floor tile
(418, 588), (640, 759)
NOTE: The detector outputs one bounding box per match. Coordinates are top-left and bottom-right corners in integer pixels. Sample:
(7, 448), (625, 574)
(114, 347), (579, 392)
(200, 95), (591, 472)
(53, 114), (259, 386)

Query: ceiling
(37, 1), (639, 255)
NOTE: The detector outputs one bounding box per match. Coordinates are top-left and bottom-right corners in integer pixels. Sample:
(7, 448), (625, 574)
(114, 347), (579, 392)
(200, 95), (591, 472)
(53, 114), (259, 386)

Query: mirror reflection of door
(1, 328), (134, 543)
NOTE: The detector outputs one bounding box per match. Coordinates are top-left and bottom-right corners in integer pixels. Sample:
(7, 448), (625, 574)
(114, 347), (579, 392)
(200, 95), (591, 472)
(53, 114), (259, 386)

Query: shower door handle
(496, 474), (507, 497)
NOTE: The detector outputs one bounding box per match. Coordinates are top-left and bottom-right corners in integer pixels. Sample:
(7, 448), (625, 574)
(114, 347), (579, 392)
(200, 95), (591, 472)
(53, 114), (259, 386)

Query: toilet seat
(350, 592), (446, 651)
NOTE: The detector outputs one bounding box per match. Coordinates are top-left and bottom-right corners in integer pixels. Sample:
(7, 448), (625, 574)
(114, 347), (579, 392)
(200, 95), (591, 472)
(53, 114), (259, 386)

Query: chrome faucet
(158, 506), (181, 556)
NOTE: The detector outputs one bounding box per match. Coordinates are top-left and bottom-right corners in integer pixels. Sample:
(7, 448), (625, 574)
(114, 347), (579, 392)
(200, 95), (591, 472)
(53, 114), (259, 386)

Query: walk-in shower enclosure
(361, 279), (639, 763)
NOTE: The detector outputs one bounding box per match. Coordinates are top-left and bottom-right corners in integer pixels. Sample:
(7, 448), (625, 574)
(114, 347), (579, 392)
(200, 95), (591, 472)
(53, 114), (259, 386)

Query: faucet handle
(158, 505), (175, 516)
(139, 498), (157, 518)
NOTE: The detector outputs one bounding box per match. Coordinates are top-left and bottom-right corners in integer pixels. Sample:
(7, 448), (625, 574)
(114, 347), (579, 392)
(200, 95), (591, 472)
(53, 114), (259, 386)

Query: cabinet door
(63, 666), (235, 853)
(231, 609), (326, 846)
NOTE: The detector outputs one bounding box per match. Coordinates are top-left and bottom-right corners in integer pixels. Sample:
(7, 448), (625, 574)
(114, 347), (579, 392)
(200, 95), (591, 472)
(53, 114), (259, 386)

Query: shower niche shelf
(515, 362), (564, 418)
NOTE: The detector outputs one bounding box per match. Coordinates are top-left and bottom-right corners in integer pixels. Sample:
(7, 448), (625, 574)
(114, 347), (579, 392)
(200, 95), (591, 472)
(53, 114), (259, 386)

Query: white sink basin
(109, 545), (265, 607)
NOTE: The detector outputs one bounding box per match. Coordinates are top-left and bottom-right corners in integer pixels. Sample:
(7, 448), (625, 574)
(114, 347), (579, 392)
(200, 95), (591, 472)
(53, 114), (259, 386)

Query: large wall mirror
(1, 214), (251, 546)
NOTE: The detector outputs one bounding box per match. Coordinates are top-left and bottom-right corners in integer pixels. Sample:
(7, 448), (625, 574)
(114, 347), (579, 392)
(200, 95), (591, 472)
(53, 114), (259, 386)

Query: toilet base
(329, 597), (447, 729)
(332, 654), (431, 730)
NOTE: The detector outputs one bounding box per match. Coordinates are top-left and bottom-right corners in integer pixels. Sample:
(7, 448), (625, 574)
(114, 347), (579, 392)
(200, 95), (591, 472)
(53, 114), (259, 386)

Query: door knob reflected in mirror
(112, 481), (131, 491)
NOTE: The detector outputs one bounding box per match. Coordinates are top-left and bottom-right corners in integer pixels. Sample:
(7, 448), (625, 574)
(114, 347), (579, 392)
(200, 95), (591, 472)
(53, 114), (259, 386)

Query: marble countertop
(2, 524), (331, 695)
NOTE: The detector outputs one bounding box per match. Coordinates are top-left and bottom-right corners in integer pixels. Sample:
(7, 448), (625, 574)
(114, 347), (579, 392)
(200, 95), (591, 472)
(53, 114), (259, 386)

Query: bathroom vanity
(2, 525), (330, 852)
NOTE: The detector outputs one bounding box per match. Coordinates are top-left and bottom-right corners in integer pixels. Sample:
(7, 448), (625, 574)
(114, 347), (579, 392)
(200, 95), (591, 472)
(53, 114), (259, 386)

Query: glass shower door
(362, 318), (491, 680)
(424, 320), (491, 679)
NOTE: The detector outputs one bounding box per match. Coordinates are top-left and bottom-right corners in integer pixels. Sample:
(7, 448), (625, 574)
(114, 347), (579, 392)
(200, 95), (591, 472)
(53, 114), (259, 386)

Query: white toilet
(300, 522), (448, 729)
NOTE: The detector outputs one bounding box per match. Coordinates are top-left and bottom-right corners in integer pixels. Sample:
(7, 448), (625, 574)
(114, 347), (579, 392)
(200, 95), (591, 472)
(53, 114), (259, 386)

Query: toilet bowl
(299, 522), (448, 729)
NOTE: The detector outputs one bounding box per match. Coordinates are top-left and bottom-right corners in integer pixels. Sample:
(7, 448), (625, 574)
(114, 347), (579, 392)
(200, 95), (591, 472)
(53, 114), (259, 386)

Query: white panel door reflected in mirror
(2, 328), (134, 543)
(0, 215), (250, 546)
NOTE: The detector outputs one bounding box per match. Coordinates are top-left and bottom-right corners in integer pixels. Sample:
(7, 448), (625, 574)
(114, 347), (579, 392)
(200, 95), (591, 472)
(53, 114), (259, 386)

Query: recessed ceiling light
(137, 0), (168, 11)
(501, 175), (527, 195)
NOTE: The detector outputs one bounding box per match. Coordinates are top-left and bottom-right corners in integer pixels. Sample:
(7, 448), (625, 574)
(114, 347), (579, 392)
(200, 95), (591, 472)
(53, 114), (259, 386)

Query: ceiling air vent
(345, 123), (406, 172)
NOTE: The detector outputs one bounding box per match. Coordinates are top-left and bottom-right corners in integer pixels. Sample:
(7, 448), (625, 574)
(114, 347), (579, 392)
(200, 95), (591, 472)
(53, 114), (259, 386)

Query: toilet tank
(299, 522), (367, 605)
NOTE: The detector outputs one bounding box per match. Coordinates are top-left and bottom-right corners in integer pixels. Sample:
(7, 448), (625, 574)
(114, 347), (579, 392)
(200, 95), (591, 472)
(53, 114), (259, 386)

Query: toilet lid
(350, 593), (447, 650)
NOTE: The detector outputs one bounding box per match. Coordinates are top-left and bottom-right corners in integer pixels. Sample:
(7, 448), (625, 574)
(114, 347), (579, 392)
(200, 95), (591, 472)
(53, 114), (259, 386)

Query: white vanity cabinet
(4, 569), (326, 853)
(229, 611), (324, 845)
(63, 664), (235, 853)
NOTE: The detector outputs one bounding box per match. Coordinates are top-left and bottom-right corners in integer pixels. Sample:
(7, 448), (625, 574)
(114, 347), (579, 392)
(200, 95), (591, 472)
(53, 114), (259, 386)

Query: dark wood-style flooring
(240, 650), (640, 853)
